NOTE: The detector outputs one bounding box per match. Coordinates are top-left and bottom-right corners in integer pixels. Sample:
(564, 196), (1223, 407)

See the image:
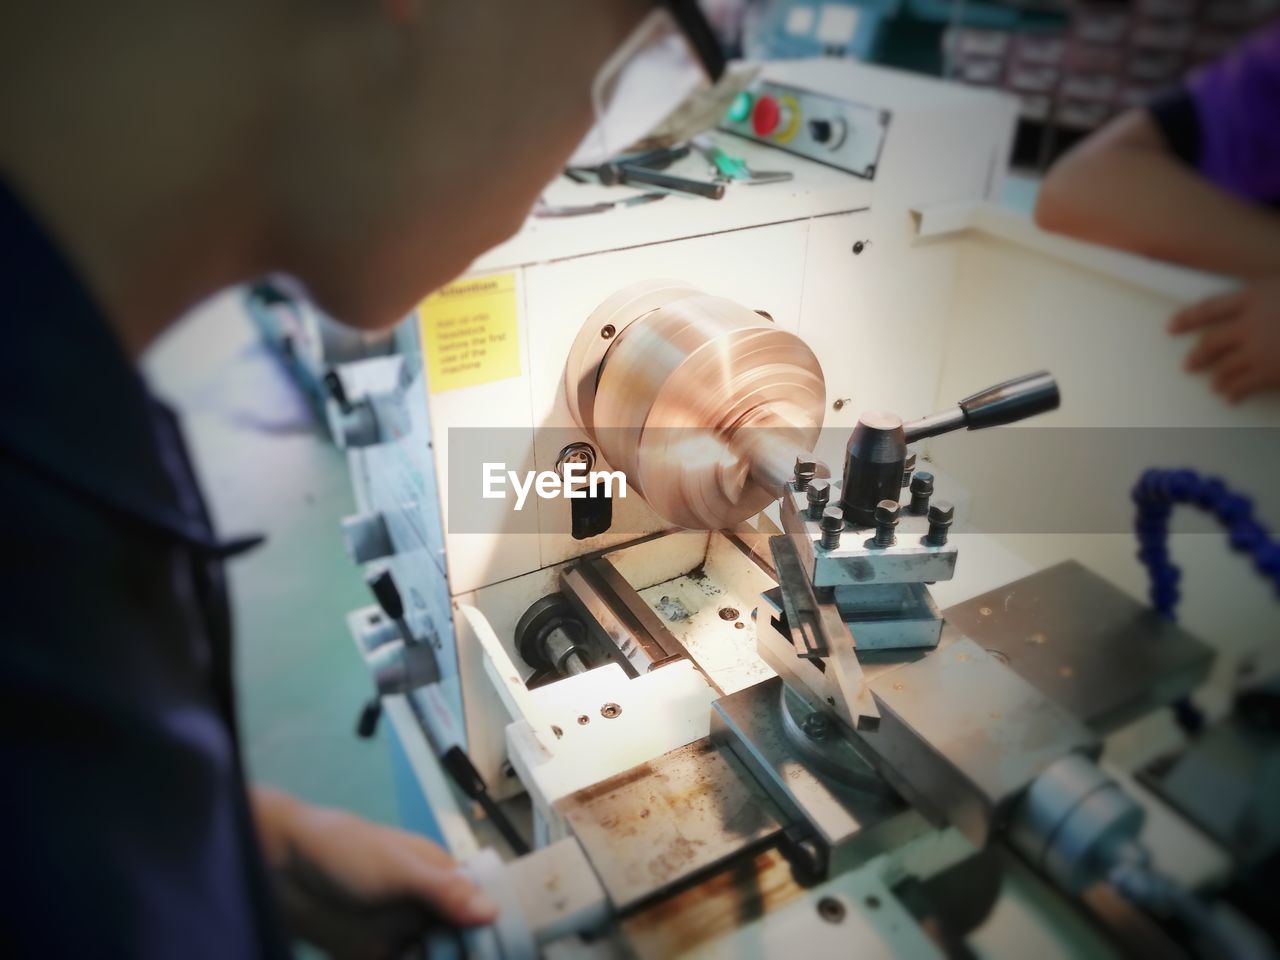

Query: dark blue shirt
(0, 182), (290, 958)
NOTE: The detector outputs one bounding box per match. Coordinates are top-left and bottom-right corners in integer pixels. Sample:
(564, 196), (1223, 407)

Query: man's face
(272, 0), (652, 331)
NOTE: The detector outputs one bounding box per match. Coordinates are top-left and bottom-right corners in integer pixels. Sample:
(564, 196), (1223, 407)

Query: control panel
(719, 80), (890, 180)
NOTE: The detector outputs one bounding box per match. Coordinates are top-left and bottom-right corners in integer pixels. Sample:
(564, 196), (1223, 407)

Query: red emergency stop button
(752, 95), (781, 137)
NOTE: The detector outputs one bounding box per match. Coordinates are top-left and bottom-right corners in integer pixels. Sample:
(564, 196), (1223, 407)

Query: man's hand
(1171, 278), (1280, 403)
(251, 786), (497, 960)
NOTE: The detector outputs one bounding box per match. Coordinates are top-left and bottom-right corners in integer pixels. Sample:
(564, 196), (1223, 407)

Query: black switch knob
(355, 697), (382, 738)
(809, 119), (833, 143)
(323, 370), (352, 414)
(367, 569), (405, 621)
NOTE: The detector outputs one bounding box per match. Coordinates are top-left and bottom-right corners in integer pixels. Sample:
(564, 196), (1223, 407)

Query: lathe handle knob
(903, 371), (1060, 443)
(959, 371), (1059, 430)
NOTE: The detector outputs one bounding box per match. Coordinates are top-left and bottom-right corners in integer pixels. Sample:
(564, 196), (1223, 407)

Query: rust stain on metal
(622, 849), (804, 959)
(556, 740), (784, 910)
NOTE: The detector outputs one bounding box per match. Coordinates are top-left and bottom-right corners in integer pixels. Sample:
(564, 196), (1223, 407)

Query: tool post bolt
(806, 478), (831, 520)
(926, 501), (955, 546)
(819, 506), (844, 550)
(902, 452), (917, 488)
(794, 456), (817, 492)
(909, 471), (934, 515)
(873, 500), (900, 547)
(801, 712), (833, 741)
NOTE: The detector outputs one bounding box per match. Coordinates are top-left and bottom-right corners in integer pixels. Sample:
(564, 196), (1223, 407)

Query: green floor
(145, 292), (399, 827)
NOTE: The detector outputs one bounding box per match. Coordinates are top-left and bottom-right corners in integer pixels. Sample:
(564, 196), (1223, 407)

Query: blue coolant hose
(1132, 468), (1280, 733)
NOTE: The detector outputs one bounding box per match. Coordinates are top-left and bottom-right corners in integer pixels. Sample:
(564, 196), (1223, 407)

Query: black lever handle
(959, 371), (1060, 429)
(905, 372), (1060, 443)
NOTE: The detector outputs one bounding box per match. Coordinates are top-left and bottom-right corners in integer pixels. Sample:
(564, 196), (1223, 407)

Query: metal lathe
(312, 59), (1279, 959)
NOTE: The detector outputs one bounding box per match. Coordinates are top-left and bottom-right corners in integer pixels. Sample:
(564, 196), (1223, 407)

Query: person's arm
(1034, 109), (1280, 278)
(251, 786), (497, 959)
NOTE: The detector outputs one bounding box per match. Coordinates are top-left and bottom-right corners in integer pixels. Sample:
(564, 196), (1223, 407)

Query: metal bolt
(909, 471), (934, 515)
(817, 896), (846, 924)
(819, 506), (844, 550)
(600, 702), (622, 719)
(873, 500), (900, 547)
(901, 452), (917, 487)
(543, 624), (589, 677)
(784, 834), (825, 884)
(793, 455), (817, 492)
(806, 478), (831, 519)
(801, 712), (832, 741)
(926, 500), (955, 546)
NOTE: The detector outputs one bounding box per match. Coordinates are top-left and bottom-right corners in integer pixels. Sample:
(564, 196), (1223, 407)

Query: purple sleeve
(1187, 21), (1280, 204)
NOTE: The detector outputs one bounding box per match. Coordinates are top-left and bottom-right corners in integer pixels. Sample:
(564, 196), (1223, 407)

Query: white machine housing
(344, 59), (1016, 790)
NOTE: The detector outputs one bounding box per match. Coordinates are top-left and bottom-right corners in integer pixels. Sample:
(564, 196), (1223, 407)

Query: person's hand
(1170, 278), (1280, 403)
(251, 787), (497, 960)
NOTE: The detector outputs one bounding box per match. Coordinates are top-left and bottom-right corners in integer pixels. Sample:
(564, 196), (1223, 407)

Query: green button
(726, 91), (753, 123)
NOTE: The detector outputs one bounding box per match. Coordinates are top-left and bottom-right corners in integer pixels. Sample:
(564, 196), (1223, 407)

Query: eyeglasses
(662, 0), (728, 83)
(566, 0), (747, 167)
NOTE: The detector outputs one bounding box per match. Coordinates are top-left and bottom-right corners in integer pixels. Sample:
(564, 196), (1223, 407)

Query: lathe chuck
(565, 280), (825, 530)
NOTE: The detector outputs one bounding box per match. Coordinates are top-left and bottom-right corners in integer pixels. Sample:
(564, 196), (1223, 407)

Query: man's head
(1, 0), (733, 344)
(263, 0), (656, 329)
(4, 0), (729, 349)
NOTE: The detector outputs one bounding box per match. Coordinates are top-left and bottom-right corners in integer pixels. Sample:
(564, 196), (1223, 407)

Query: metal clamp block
(783, 489), (957, 588)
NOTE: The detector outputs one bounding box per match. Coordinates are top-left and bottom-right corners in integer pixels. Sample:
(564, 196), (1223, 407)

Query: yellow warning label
(419, 272), (520, 394)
